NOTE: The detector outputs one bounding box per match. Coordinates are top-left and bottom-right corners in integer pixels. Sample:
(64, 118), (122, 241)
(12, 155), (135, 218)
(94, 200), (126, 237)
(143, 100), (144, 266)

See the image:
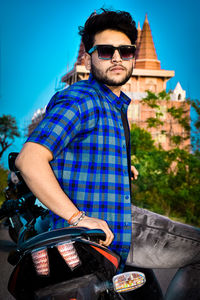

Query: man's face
(85, 29), (134, 90)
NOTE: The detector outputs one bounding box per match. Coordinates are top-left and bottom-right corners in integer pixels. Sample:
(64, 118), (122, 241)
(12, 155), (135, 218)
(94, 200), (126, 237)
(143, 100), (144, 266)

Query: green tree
(141, 90), (170, 128)
(130, 92), (200, 226)
(0, 165), (8, 206)
(166, 148), (200, 225)
(141, 90), (190, 148)
(131, 126), (200, 226)
(130, 123), (156, 155)
(130, 124), (170, 212)
(0, 115), (20, 160)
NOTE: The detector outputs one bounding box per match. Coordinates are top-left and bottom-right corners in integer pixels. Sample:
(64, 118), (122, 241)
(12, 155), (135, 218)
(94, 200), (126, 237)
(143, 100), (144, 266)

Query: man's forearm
(15, 142), (79, 221)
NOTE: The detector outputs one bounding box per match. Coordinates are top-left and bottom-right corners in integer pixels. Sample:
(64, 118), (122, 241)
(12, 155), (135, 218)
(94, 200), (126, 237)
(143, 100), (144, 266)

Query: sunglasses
(88, 44), (136, 60)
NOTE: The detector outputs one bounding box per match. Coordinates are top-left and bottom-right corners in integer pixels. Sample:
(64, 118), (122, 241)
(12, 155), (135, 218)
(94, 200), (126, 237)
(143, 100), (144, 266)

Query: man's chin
(91, 63), (132, 87)
(104, 77), (129, 87)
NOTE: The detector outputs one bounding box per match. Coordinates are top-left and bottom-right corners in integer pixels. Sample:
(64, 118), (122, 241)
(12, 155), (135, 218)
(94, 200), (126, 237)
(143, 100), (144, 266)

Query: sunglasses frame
(88, 44), (136, 60)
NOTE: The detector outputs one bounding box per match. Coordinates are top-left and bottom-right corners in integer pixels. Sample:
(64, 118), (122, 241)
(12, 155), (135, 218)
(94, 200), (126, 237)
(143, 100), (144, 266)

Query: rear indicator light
(31, 248), (49, 276)
(57, 242), (81, 270)
(113, 271), (146, 293)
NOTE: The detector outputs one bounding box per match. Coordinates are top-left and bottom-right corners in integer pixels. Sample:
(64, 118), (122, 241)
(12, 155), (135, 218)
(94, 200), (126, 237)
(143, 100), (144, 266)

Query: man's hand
(131, 165), (139, 180)
(77, 215), (114, 246)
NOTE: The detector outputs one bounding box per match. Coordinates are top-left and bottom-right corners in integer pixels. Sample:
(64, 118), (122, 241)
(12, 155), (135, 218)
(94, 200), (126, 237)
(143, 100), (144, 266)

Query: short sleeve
(27, 91), (99, 158)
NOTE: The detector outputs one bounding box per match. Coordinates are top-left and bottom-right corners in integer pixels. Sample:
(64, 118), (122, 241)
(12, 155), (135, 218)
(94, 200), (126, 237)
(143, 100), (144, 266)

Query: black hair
(79, 9), (138, 53)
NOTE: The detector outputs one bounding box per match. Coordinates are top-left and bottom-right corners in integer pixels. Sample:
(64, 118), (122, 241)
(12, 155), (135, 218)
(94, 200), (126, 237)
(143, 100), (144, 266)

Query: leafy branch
(0, 115), (20, 160)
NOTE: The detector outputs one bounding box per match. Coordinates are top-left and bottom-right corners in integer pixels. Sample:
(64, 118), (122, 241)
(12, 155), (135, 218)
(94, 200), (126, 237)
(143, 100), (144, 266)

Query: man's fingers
(99, 220), (114, 246)
(131, 165), (139, 180)
(103, 230), (114, 246)
(77, 216), (114, 246)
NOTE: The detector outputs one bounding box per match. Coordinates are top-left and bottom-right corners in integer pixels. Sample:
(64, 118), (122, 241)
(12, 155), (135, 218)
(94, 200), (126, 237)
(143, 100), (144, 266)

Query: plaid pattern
(27, 74), (132, 268)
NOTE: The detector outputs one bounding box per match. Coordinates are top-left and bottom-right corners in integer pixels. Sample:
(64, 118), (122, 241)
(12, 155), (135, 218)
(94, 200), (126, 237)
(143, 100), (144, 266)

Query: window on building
(178, 94), (182, 100)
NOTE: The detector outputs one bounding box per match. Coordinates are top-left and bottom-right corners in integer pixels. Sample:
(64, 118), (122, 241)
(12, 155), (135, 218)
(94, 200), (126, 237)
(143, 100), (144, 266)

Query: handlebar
(81, 228), (106, 241)
(18, 227), (106, 251)
(8, 227), (107, 266)
(0, 199), (22, 216)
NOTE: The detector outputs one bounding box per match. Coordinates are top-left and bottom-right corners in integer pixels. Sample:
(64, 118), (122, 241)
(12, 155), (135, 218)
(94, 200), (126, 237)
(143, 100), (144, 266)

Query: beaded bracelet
(68, 211), (86, 226)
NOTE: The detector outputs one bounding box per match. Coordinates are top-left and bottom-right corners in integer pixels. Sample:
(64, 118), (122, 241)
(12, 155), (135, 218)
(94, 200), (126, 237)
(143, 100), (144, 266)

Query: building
(28, 107), (46, 136)
(61, 14), (190, 150)
(29, 15), (190, 150)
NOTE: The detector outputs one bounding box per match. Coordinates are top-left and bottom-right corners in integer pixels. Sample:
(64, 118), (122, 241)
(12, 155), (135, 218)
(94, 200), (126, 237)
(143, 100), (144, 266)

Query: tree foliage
(0, 115), (20, 160)
(131, 125), (200, 226)
(141, 90), (190, 147)
(0, 165), (8, 206)
(130, 123), (156, 154)
(131, 92), (200, 226)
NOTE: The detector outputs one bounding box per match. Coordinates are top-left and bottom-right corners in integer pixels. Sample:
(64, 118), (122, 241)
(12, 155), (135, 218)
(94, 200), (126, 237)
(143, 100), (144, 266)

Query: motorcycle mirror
(113, 271), (146, 293)
(8, 152), (19, 172)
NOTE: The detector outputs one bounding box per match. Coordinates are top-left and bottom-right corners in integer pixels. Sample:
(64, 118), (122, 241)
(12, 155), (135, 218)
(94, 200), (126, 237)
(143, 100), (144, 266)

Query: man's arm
(16, 142), (114, 246)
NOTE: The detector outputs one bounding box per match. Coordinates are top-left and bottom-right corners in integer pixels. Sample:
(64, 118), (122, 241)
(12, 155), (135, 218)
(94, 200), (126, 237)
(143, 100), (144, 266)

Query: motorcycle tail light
(31, 248), (49, 276)
(57, 242), (81, 270)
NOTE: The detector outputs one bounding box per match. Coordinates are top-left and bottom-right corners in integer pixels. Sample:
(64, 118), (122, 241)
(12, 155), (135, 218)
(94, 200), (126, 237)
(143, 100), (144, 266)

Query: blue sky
(1, 0), (200, 168)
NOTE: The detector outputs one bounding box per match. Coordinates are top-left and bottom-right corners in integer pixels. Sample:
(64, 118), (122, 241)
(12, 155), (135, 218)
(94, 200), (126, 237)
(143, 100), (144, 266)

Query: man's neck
(105, 85), (122, 97)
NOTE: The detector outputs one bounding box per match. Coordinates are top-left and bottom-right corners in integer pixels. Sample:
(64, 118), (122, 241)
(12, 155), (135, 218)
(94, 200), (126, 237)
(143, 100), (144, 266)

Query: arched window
(178, 94), (182, 100)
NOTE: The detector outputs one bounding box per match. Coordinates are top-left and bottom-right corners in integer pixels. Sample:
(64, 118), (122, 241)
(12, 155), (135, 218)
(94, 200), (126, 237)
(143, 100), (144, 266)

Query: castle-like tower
(61, 14), (174, 93)
(61, 14), (190, 150)
(28, 15), (190, 150)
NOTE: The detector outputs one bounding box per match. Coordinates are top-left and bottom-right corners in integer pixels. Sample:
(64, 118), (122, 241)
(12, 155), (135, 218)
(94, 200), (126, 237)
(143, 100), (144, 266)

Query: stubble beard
(91, 63), (133, 87)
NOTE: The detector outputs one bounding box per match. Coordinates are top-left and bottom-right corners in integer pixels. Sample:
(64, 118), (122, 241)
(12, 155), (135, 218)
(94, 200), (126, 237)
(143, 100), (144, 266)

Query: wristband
(68, 211), (81, 224)
(68, 211), (86, 226)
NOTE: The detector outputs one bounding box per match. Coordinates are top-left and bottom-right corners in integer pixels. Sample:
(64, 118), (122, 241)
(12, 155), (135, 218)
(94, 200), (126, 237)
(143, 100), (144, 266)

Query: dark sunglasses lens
(98, 46), (114, 59)
(120, 46), (136, 59)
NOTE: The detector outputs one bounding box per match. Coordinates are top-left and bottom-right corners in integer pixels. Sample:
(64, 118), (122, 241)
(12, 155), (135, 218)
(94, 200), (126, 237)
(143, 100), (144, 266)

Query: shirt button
(120, 123), (123, 127)
(125, 195), (130, 200)
(123, 144), (126, 149)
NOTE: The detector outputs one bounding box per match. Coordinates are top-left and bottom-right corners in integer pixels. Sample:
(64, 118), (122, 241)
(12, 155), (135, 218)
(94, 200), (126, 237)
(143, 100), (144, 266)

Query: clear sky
(0, 0), (200, 168)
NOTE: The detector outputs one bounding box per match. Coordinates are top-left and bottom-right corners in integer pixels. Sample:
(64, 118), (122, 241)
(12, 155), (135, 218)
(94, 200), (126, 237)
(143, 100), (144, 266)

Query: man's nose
(111, 49), (122, 62)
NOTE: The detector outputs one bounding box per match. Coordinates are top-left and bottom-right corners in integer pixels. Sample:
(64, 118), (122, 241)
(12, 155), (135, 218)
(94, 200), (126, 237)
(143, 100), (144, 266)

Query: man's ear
(84, 53), (91, 71)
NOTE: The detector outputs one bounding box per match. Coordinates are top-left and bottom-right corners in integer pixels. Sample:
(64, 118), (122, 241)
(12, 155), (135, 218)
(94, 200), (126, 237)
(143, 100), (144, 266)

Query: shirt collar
(88, 73), (131, 111)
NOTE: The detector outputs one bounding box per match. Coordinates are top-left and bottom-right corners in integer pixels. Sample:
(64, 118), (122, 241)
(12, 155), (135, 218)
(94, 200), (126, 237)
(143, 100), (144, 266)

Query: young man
(16, 9), (200, 299)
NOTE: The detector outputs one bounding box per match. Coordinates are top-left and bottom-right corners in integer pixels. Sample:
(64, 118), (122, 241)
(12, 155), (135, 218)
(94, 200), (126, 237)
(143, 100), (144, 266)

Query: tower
(61, 15), (190, 150)
(135, 14), (160, 70)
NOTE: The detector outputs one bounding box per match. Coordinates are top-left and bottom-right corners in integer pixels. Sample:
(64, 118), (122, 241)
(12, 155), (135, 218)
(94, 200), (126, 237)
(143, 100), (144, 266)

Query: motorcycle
(6, 152), (164, 300)
(0, 152), (49, 243)
(8, 226), (146, 299)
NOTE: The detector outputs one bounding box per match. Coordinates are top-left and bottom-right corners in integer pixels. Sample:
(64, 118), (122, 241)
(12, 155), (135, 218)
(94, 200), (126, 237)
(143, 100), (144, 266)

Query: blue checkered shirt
(27, 74), (132, 268)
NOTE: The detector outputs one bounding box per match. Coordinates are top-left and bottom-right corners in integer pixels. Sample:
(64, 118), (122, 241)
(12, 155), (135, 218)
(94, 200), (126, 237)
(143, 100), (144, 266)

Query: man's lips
(109, 65), (126, 72)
